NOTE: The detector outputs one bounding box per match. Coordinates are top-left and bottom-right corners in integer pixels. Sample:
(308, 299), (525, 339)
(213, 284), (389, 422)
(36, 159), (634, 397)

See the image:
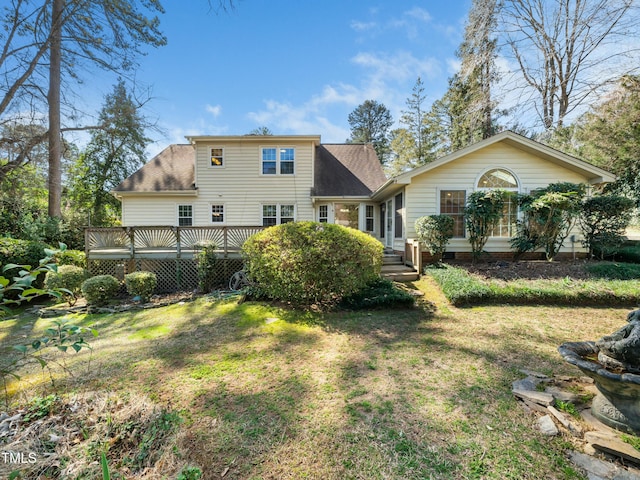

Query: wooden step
(382, 254), (403, 265)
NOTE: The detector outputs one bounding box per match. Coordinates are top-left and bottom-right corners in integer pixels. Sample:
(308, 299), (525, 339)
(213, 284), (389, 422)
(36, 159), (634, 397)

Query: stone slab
(585, 431), (640, 466)
(569, 451), (616, 479)
(547, 405), (583, 436)
(513, 389), (555, 406)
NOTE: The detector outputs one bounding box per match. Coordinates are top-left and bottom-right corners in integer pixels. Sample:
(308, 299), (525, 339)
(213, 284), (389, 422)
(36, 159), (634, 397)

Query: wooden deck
(85, 226), (265, 260)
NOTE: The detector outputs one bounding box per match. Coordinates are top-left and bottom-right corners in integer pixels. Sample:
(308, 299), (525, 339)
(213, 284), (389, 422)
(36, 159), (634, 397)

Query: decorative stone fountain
(559, 309), (640, 435)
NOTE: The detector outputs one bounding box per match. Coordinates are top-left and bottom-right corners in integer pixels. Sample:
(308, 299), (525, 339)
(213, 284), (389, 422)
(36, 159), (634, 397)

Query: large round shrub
(125, 271), (157, 302)
(242, 221), (383, 307)
(45, 265), (88, 296)
(81, 275), (120, 306)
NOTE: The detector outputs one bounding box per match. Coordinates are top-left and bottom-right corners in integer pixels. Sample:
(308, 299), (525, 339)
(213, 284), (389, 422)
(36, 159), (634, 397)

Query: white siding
(121, 197), (193, 226)
(194, 139), (315, 226)
(400, 142), (590, 253)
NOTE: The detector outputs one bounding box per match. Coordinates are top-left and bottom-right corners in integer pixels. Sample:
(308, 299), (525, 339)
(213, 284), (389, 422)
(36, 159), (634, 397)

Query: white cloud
(350, 20), (377, 32)
(205, 104), (222, 118)
(404, 7), (432, 23)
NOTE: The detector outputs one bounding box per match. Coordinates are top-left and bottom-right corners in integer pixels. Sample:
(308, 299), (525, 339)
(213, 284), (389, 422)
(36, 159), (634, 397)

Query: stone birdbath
(559, 309), (640, 435)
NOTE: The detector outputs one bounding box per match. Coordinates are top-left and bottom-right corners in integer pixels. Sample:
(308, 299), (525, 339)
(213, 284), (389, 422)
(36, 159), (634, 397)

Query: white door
(385, 199), (393, 248)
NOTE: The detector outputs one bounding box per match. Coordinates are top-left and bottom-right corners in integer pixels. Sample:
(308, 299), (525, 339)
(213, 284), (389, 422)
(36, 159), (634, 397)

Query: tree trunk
(47, 0), (64, 218)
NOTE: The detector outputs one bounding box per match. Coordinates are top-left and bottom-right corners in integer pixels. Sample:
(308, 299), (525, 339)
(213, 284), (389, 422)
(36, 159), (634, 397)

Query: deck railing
(85, 226), (265, 260)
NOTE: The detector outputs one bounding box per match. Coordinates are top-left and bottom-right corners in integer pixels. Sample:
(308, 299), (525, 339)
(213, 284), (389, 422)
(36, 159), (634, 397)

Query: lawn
(0, 280), (633, 479)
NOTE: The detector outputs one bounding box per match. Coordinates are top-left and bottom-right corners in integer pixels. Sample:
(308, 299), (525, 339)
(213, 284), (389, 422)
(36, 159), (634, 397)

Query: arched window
(477, 168), (519, 237)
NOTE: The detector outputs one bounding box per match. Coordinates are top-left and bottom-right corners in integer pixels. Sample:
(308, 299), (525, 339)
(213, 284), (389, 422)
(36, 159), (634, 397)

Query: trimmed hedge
(53, 249), (86, 268)
(426, 264), (640, 307)
(81, 275), (120, 306)
(125, 271), (157, 302)
(242, 222), (383, 307)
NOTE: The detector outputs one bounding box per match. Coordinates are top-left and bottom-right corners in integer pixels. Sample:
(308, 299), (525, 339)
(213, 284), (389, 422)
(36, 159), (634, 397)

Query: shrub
(44, 265), (88, 297)
(53, 249), (86, 268)
(414, 215), (454, 263)
(512, 182), (586, 261)
(0, 237), (50, 275)
(242, 222), (383, 307)
(339, 278), (415, 309)
(580, 195), (635, 259)
(465, 190), (510, 262)
(195, 242), (218, 292)
(615, 243), (640, 264)
(81, 275), (120, 306)
(585, 262), (640, 280)
(125, 271), (157, 302)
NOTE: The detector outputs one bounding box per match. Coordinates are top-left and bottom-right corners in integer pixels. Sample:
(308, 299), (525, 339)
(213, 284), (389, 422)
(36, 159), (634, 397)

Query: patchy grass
(426, 263), (640, 307)
(0, 286), (630, 479)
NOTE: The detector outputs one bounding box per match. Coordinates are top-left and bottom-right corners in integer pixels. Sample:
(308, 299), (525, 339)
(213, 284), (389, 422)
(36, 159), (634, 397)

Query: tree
(69, 80), (151, 226)
(465, 190), (509, 262)
(347, 100), (393, 164)
(500, 0), (638, 130)
(0, 1), (167, 217)
(449, 0), (501, 148)
(388, 77), (434, 175)
(248, 126), (273, 135)
(573, 75), (640, 201)
(580, 194), (635, 259)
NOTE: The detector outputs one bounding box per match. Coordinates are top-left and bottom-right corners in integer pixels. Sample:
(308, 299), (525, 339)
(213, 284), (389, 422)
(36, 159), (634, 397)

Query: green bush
(53, 249), (86, 268)
(242, 222), (383, 307)
(124, 271), (157, 302)
(580, 195), (635, 259)
(81, 275), (120, 306)
(414, 215), (454, 263)
(339, 278), (415, 309)
(0, 237), (50, 269)
(195, 242), (218, 292)
(585, 262), (640, 280)
(44, 265), (88, 296)
(614, 243), (640, 264)
(465, 190), (510, 262)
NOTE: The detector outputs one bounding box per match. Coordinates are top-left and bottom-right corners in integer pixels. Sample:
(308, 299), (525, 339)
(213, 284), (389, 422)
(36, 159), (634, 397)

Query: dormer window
(210, 147), (224, 167)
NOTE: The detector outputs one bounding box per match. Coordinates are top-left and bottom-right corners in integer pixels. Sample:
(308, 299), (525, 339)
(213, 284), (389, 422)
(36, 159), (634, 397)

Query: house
(111, 131), (615, 267)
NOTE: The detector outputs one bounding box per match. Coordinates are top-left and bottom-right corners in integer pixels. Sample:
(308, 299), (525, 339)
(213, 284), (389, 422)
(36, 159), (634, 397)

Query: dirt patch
(452, 260), (594, 281)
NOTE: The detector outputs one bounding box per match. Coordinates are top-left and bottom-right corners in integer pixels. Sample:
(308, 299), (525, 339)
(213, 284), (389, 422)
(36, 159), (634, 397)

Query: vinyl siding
(120, 138), (316, 227)
(121, 197), (194, 226)
(401, 142), (590, 252)
(194, 139), (315, 226)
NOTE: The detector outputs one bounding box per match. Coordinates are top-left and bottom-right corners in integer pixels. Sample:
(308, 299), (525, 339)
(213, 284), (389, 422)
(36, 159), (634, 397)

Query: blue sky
(110, 1), (473, 155)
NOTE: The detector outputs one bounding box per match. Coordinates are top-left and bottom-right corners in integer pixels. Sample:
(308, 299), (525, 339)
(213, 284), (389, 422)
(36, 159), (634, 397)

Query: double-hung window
(211, 204), (224, 223)
(210, 147), (224, 167)
(365, 205), (375, 232)
(178, 205), (193, 226)
(262, 204), (295, 226)
(440, 190), (466, 237)
(318, 205), (328, 223)
(261, 147), (295, 175)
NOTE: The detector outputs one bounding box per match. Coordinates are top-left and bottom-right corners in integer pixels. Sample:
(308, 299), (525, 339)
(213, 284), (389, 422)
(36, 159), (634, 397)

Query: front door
(385, 199), (393, 248)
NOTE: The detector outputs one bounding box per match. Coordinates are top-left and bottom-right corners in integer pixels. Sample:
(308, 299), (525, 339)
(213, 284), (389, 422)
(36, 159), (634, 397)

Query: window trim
(318, 204), (329, 223)
(475, 167), (520, 238)
(177, 204), (194, 227)
(365, 205), (375, 232)
(260, 146), (296, 176)
(209, 146), (225, 168)
(438, 189), (467, 238)
(261, 203), (296, 226)
(210, 203), (225, 224)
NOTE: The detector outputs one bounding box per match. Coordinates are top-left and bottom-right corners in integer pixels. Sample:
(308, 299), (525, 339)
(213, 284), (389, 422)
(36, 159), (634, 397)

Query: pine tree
(347, 100), (393, 164)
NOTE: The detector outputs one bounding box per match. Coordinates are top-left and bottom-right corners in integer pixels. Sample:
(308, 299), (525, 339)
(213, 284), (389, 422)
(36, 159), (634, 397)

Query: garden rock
(537, 415), (559, 435)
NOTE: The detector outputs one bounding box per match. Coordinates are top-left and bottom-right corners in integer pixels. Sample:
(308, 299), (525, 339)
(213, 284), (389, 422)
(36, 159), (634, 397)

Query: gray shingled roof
(113, 144), (195, 193)
(313, 144), (387, 197)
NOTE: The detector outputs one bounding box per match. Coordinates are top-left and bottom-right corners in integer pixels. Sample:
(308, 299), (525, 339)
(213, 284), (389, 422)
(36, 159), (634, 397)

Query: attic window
(210, 147), (224, 167)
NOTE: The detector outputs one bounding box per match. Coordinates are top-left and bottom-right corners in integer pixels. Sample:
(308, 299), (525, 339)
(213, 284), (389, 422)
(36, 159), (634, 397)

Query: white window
(262, 204), (295, 226)
(178, 205), (193, 226)
(440, 190), (466, 238)
(210, 147), (224, 167)
(318, 205), (328, 223)
(365, 205), (374, 231)
(335, 203), (359, 229)
(476, 168), (519, 237)
(211, 204), (225, 223)
(261, 147), (295, 175)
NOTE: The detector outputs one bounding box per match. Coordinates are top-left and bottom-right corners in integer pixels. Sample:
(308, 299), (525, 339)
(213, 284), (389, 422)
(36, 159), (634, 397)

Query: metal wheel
(229, 270), (250, 291)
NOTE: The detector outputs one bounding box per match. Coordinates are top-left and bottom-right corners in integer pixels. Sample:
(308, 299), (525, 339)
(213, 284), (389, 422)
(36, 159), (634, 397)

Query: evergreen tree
(70, 80), (151, 226)
(347, 100), (393, 164)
